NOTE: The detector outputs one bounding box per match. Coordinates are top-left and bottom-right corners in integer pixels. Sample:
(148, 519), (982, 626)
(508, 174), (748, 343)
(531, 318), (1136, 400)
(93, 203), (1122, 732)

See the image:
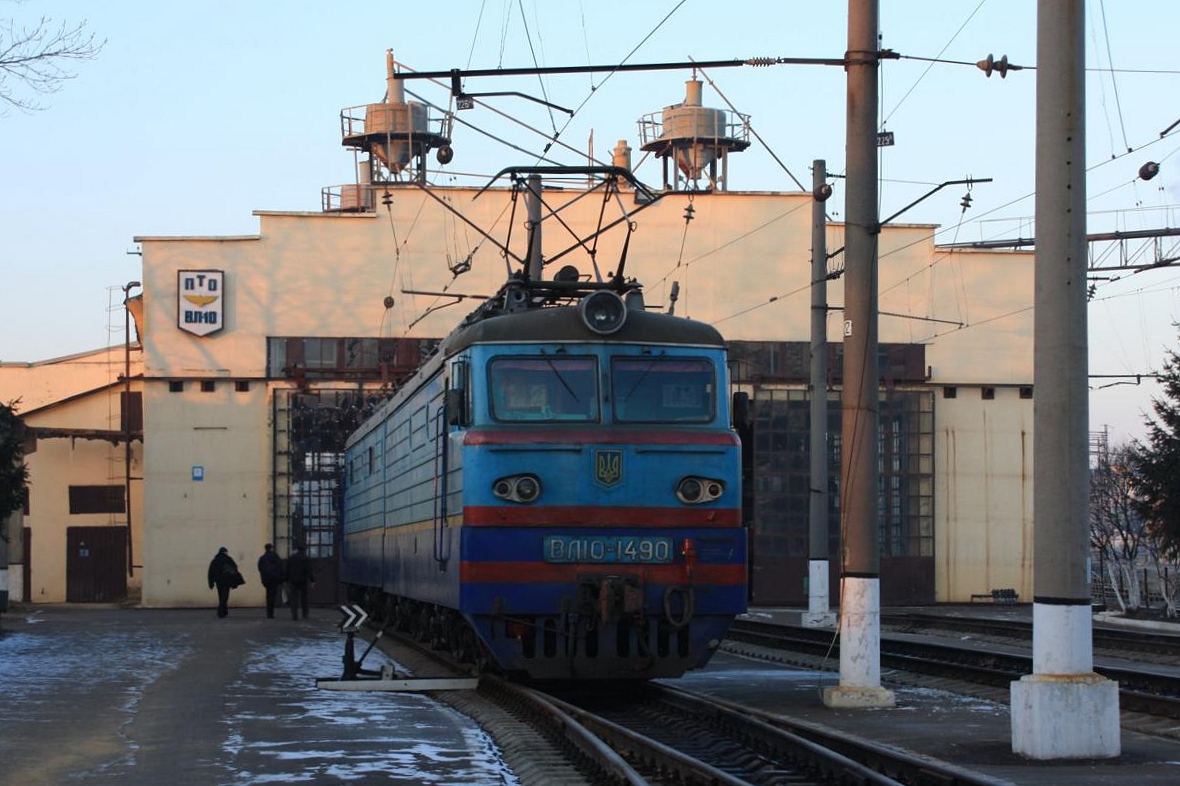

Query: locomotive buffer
(315, 604), (479, 692)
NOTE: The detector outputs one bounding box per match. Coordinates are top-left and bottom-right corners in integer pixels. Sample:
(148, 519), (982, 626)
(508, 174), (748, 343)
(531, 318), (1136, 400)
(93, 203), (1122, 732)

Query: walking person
(257, 543), (284, 618)
(207, 546), (242, 618)
(286, 542), (315, 620)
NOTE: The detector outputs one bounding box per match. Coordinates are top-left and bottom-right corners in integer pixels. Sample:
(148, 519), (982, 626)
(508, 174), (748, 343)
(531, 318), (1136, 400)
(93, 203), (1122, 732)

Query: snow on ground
(223, 631), (520, 784)
(0, 613), (520, 785)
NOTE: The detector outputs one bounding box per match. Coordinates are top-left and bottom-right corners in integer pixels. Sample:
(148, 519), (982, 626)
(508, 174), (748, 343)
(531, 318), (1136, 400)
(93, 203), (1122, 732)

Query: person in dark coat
(207, 547), (240, 618)
(285, 543), (314, 620)
(257, 543), (284, 619)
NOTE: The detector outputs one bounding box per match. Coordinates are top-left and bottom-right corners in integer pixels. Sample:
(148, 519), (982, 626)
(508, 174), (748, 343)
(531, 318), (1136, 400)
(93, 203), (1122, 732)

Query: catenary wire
(881, 0), (987, 128)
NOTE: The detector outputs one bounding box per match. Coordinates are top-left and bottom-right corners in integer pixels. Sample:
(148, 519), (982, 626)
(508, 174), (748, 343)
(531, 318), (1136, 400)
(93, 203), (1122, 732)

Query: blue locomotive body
(341, 285), (747, 680)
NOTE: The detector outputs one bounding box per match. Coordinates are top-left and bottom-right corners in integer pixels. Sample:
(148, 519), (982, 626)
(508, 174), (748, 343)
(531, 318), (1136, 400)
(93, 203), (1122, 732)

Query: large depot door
(745, 386), (935, 606)
(66, 526), (127, 603)
(273, 389), (376, 607)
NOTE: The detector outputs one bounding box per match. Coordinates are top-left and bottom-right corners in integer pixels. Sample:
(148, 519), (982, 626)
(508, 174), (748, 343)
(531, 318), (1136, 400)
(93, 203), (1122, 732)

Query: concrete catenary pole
(803, 159), (836, 628)
(1010, 0), (1120, 758)
(823, 0), (893, 708)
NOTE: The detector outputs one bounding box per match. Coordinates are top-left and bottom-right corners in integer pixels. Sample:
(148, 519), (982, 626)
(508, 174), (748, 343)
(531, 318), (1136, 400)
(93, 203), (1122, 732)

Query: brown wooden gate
(66, 527), (127, 603)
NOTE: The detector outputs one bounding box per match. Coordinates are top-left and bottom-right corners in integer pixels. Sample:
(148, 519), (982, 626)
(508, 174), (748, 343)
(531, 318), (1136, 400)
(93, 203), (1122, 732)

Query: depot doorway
(66, 526), (127, 603)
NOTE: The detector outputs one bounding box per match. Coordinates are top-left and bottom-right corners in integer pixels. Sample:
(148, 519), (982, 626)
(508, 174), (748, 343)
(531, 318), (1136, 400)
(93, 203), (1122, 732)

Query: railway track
(549, 681), (1008, 786)
(883, 610), (1180, 660)
(727, 618), (1180, 720)
(362, 621), (1005, 785)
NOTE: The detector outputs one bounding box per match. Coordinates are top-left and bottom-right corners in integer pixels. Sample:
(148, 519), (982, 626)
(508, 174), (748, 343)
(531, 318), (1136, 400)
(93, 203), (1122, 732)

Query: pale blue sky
(2, 1), (1178, 443)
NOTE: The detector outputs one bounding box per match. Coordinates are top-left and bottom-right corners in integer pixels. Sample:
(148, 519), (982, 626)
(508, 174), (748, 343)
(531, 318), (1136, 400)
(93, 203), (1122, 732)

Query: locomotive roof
(440, 305), (725, 354)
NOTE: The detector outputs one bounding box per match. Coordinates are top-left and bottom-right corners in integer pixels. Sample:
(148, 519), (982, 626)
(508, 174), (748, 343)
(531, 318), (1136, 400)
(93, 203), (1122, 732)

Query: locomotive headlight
(579, 290), (627, 335)
(676, 476), (724, 505)
(677, 478), (703, 503)
(493, 474), (542, 503)
(515, 475), (540, 502)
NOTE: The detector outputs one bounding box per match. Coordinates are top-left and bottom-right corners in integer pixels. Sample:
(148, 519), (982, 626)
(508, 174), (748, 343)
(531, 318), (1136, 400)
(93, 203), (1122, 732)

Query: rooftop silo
(638, 77), (750, 191)
(339, 50), (452, 186)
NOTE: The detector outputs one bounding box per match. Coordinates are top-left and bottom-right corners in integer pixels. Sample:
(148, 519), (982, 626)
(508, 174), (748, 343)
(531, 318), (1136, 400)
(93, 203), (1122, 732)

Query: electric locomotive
(341, 169), (746, 680)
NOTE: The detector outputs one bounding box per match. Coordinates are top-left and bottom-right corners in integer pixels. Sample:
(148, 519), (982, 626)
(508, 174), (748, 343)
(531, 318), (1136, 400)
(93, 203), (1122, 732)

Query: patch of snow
(221, 633), (520, 784)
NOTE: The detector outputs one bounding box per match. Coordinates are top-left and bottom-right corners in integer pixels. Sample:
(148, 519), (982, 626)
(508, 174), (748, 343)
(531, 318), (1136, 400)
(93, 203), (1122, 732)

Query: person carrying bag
(207, 546), (242, 618)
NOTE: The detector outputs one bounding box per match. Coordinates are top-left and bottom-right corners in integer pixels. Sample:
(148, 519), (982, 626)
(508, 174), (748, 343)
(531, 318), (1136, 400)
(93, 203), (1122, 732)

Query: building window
(201, 380), (216, 393)
(169, 380), (184, 393)
(1019, 386), (1033, 399)
(751, 388), (817, 559)
(275, 389), (366, 561)
(943, 386), (957, 399)
(982, 387), (995, 400)
(235, 380), (250, 392)
(120, 391), (143, 432)
(266, 336), (440, 382)
(68, 485), (126, 515)
(750, 387), (934, 561)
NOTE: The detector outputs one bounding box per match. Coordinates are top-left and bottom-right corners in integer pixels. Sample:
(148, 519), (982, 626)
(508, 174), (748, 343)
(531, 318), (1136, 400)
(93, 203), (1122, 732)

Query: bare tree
(0, 15), (103, 112)
(1090, 443), (1145, 612)
(1143, 533), (1180, 617)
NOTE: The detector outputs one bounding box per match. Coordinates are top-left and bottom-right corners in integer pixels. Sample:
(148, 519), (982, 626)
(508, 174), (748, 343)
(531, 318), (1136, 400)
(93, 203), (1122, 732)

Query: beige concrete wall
(137, 190), (1032, 382)
(936, 387), (1034, 601)
(0, 346), (131, 411)
(119, 185), (1033, 607)
(141, 377), (272, 607)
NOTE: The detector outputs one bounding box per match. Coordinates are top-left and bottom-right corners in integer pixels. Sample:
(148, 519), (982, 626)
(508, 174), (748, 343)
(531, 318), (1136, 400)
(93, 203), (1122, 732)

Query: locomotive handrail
(432, 405), (451, 569)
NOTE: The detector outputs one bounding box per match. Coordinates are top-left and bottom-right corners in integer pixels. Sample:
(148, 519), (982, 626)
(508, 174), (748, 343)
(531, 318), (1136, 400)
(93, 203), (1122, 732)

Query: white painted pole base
(1010, 602), (1120, 758)
(1011, 673), (1120, 758)
(802, 559), (836, 628)
(8, 565), (24, 602)
(822, 576), (894, 709)
(822, 684), (896, 708)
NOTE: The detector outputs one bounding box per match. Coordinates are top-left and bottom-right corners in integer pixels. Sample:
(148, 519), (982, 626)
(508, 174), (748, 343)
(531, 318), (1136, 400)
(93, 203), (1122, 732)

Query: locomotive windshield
(489, 356), (599, 421)
(612, 357), (715, 423)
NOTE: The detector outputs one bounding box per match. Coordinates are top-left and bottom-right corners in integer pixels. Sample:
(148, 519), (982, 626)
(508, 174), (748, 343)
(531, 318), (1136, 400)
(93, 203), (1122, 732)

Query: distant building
(1, 182), (1034, 608)
(2, 346), (142, 603)
(1, 65), (1035, 608)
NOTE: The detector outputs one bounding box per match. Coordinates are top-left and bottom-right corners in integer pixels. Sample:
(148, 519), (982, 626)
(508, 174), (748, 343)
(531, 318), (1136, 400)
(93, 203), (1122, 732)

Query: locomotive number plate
(543, 536), (674, 564)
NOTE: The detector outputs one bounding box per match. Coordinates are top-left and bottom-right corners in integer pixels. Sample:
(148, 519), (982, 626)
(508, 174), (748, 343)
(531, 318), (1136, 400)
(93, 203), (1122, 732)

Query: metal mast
(1010, 0), (1120, 758)
(803, 160), (836, 628)
(823, 0), (893, 709)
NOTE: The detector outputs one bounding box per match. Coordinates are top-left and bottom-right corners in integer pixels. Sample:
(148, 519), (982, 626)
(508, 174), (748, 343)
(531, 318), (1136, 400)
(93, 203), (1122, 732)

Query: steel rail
(728, 619), (1180, 720)
(654, 684), (1013, 786)
(544, 685), (908, 786)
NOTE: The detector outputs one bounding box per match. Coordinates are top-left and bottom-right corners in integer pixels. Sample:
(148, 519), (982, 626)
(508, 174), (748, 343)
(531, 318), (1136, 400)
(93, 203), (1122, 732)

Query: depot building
(1, 74), (1034, 610)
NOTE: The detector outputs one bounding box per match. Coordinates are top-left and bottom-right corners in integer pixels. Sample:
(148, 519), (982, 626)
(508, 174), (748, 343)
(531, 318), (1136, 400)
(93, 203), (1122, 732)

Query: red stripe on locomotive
(464, 428), (740, 447)
(460, 561), (746, 585)
(463, 505), (741, 527)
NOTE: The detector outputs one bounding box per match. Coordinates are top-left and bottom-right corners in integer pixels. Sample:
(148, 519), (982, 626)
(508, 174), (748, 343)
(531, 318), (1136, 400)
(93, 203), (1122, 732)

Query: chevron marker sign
(338, 604), (369, 632)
